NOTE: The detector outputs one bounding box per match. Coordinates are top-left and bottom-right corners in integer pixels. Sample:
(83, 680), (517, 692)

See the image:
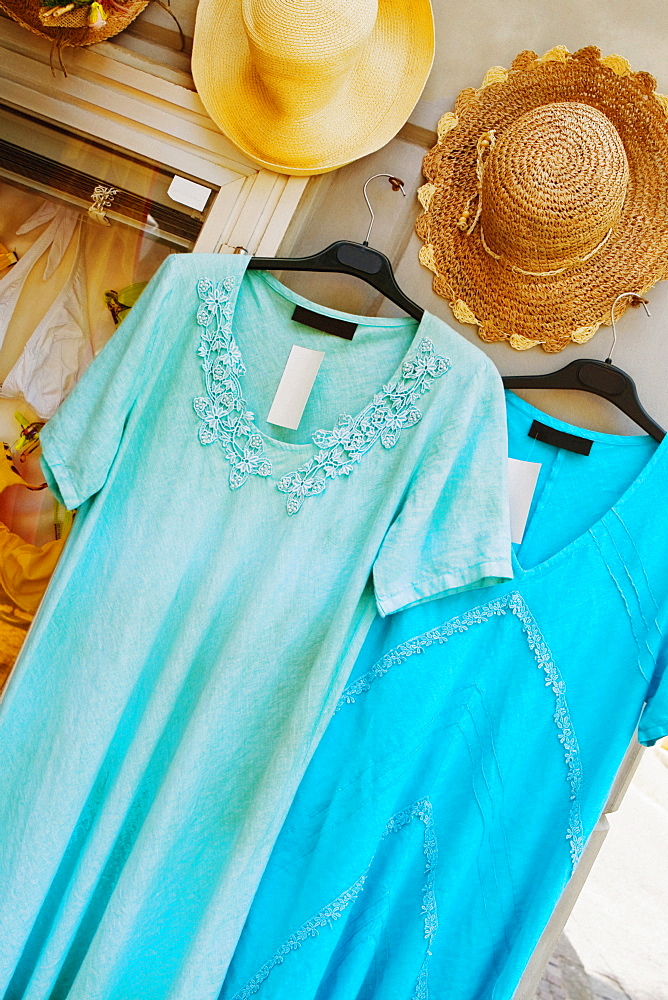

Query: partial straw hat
(417, 46), (668, 352)
(0, 0), (148, 47)
(192, 0), (435, 176)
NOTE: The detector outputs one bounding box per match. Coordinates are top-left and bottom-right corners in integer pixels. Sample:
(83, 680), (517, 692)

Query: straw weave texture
(417, 46), (668, 352)
(0, 0), (148, 47)
(192, 0), (434, 176)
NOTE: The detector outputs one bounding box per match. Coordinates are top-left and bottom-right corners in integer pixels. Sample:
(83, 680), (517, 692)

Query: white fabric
(1, 223), (92, 419)
(0, 203), (92, 418)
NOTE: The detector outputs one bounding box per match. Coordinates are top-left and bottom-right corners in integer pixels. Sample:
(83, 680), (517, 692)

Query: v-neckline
(507, 391), (667, 579)
(193, 268), (451, 514)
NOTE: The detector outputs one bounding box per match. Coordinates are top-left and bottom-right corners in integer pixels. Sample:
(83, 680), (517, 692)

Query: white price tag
(507, 457), (541, 544)
(267, 345), (325, 430)
(167, 176), (212, 212)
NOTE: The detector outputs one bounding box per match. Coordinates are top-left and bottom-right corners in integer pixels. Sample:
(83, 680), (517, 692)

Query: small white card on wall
(507, 457), (541, 544)
(267, 345), (325, 430)
(167, 176), (212, 212)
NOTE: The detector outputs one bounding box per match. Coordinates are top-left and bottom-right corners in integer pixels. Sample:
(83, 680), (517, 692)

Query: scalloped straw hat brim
(0, 0), (148, 46)
(417, 46), (668, 352)
(192, 0), (435, 177)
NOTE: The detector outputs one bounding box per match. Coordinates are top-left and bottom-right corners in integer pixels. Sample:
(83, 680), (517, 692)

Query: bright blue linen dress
(0, 253), (512, 1000)
(219, 390), (668, 1000)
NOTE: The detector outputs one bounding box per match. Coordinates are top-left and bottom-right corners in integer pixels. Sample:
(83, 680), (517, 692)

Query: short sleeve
(638, 651), (668, 746)
(39, 255), (176, 509)
(373, 361), (513, 617)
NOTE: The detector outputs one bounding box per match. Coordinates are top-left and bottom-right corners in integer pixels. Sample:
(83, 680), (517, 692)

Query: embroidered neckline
(277, 338), (450, 514)
(229, 798), (438, 1000)
(193, 277), (451, 512)
(193, 277), (272, 491)
(337, 591), (585, 870)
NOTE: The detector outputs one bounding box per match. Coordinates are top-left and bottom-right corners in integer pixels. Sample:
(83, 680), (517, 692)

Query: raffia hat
(0, 0), (148, 46)
(417, 46), (668, 352)
(192, 0), (435, 176)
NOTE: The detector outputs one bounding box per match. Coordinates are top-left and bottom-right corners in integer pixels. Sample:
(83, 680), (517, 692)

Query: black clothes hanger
(502, 292), (665, 442)
(246, 174), (425, 322)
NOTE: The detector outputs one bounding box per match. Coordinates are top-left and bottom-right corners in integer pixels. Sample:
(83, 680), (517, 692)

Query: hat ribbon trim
(478, 223), (614, 277)
(457, 130), (496, 234)
(457, 129), (614, 277)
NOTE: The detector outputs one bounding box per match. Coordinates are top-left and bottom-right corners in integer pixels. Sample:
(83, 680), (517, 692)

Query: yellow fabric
(0, 604), (31, 690)
(0, 445), (65, 684)
(0, 520), (64, 614)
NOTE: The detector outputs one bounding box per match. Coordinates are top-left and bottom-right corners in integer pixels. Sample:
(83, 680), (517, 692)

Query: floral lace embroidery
(193, 281), (451, 509)
(277, 338), (451, 515)
(337, 591), (585, 870)
(385, 799), (439, 1000)
(337, 598), (510, 710)
(229, 798), (438, 1000)
(509, 593), (585, 867)
(193, 277), (272, 490)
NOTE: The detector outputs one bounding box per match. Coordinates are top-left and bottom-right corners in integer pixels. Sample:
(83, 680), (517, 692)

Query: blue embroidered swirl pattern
(229, 798), (438, 1000)
(193, 277), (272, 490)
(337, 591), (585, 869)
(277, 338), (451, 514)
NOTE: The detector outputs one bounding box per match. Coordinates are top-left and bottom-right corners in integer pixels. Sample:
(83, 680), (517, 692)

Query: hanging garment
(0, 210), (93, 419)
(0, 191), (168, 545)
(219, 390), (668, 1000)
(0, 445), (63, 613)
(0, 445), (64, 684)
(0, 604), (32, 690)
(0, 202), (80, 354)
(0, 200), (82, 549)
(0, 253), (512, 1000)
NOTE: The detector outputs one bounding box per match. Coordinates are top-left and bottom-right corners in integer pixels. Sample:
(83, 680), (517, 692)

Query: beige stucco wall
(266, 0), (668, 435)
(109, 0), (668, 428)
(424, 0), (668, 100)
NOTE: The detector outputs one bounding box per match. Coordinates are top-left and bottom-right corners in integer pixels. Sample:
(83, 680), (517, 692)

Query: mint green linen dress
(0, 253), (511, 1000)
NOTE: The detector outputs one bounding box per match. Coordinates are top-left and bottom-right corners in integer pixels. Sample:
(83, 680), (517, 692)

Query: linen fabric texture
(218, 390), (668, 1000)
(0, 252), (511, 1000)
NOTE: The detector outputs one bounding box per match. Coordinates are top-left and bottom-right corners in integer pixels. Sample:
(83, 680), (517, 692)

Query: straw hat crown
(241, 0), (379, 117)
(192, 0), (434, 175)
(480, 102), (629, 274)
(417, 46), (668, 352)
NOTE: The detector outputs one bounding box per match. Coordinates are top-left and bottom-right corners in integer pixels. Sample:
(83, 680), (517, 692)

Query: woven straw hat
(417, 46), (668, 352)
(192, 0), (435, 176)
(0, 0), (148, 47)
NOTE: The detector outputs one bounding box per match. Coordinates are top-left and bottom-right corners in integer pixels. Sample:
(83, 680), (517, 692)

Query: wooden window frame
(0, 18), (307, 254)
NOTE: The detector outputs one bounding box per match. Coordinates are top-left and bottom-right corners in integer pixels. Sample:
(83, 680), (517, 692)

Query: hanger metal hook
(607, 292), (651, 364)
(363, 173), (406, 246)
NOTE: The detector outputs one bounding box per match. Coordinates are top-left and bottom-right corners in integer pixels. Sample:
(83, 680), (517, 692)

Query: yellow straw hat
(192, 0), (435, 177)
(417, 46), (668, 352)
